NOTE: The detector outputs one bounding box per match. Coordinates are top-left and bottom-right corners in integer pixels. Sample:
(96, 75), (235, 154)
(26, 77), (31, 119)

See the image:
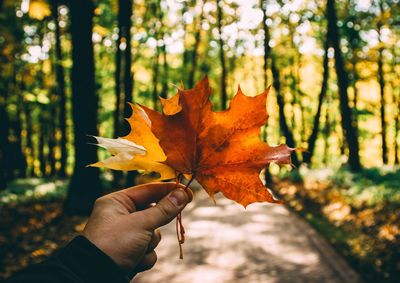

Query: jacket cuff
(58, 235), (128, 283)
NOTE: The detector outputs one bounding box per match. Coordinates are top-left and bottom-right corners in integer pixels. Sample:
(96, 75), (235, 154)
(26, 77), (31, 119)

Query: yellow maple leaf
(90, 104), (175, 180)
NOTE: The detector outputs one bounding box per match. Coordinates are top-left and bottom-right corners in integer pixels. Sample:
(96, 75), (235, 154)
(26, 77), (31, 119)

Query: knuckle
(94, 197), (105, 206)
(154, 204), (172, 220)
(148, 251), (157, 267)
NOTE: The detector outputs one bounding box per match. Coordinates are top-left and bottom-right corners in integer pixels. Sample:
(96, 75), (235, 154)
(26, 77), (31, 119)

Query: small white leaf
(92, 136), (146, 156)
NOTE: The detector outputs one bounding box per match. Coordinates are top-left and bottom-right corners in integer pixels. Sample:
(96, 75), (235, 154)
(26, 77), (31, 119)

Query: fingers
(147, 229), (161, 251)
(129, 230), (160, 277)
(127, 251), (158, 278)
(135, 251), (157, 272)
(119, 182), (191, 210)
(135, 188), (193, 230)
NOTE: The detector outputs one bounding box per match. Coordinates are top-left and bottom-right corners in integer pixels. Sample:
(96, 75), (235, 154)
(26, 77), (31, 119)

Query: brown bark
(188, 0), (206, 88)
(0, 78), (10, 190)
(21, 82), (35, 177)
(393, 47), (399, 165)
(395, 96), (399, 165)
(112, 0), (124, 187)
(327, 0), (361, 171)
(52, 0), (68, 178)
(38, 108), (47, 177)
(377, 26), (388, 164)
(260, 0), (273, 184)
(181, 0), (189, 85)
(160, 41), (168, 99)
(152, 46), (160, 110)
(65, 0), (101, 216)
(271, 57), (300, 167)
(261, 0), (270, 88)
(323, 95), (331, 165)
(216, 0), (227, 110)
(14, 74), (27, 178)
(122, 0), (133, 120)
(303, 37), (329, 164)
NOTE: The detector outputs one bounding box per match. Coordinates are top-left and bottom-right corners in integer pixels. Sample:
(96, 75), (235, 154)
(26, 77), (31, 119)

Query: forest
(0, 0), (399, 282)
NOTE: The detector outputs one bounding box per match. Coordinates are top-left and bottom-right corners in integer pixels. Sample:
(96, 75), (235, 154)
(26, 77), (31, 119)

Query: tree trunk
(122, 0), (133, 119)
(158, 5), (168, 100)
(0, 80), (10, 190)
(394, 98), (400, 165)
(261, 0), (270, 88)
(160, 41), (168, 99)
(303, 37), (329, 164)
(65, 0), (101, 216)
(377, 33), (388, 164)
(216, 0), (227, 110)
(271, 57), (300, 167)
(49, 94), (58, 176)
(260, 0), (273, 184)
(152, 46), (160, 110)
(188, 0), (205, 89)
(323, 95), (331, 165)
(52, 0), (68, 178)
(351, 56), (359, 131)
(38, 108), (47, 176)
(393, 47), (399, 165)
(326, 0), (361, 172)
(120, 0), (137, 187)
(395, 97), (399, 165)
(181, 0), (189, 85)
(112, 0), (124, 188)
(14, 76), (27, 178)
(21, 82), (34, 177)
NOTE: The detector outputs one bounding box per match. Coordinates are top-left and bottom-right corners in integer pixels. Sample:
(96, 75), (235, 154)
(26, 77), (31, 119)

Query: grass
(0, 178), (68, 206)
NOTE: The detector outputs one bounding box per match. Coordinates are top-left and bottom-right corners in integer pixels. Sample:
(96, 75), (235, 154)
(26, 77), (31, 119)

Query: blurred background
(0, 0), (399, 282)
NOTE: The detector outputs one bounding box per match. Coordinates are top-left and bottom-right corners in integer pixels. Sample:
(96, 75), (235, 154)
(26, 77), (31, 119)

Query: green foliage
(0, 178), (67, 205)
(330, 167), (400, 207)
(280, 169), (304, 183)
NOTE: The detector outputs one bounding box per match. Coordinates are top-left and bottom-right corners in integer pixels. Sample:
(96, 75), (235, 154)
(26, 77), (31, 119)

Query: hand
(82, 182), (193, 277)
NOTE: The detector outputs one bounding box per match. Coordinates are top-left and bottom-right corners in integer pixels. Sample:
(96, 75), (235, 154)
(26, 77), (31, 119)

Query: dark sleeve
(7, 236), (128, 283)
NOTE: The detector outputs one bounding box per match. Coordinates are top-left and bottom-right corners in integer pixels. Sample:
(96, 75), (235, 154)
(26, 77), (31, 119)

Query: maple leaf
(90, 104), (175, 180)
(141, 77), (294, 207)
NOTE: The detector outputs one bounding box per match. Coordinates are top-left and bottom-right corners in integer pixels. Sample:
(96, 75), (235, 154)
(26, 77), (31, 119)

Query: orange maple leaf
(141, 77), (294, 207)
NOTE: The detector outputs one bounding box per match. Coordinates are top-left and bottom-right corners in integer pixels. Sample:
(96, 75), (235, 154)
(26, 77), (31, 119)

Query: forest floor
(276, 168), (400, 283)
(0, 169), (399, 282)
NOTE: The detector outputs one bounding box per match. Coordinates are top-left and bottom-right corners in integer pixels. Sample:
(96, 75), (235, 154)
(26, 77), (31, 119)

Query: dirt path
(133, 190), (362, 283)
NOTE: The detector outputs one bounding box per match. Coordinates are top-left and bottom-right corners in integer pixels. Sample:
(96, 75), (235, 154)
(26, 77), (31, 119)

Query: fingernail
(168, 189), (187, 207)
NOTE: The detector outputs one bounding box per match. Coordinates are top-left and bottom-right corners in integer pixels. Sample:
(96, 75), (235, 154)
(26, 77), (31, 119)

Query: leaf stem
(175, 173), (195, 259)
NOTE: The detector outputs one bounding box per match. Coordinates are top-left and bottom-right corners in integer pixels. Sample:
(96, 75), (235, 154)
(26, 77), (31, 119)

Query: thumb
(136, 188), (192, 231)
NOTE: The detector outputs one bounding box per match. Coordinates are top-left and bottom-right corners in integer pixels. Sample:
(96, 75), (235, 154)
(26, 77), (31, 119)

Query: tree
(113, 0), (133, 187)
(377, 2), (388, 164)
(122, 0), (133, 120)
(327, 0), (361, 172)
(261, 0), (270, 88)
(52, 0), (68, 178)
(393, 46), (400, 165)
(395, 93), (399, 165)
(261, 0), (299, 167)
(181, 0), (189, 86)
(64, 0), (101, 215)
(13, 73), (27, 178)
(303, 37), (330, 164)
(260, 0), (273, 183)
(0, 79), (9, 190)
(120, 0), (136, 186)
(216, 0), (227, 110)
(188, 0), (206, 88)
(271, 57), (300, 167)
